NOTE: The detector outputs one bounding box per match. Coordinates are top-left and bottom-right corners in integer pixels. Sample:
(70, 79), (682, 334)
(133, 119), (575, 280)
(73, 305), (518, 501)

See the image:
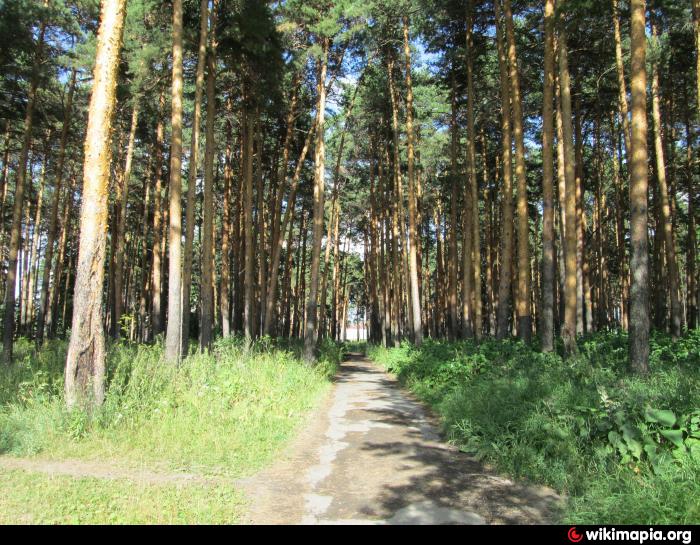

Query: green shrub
(369, 331), (700, 523)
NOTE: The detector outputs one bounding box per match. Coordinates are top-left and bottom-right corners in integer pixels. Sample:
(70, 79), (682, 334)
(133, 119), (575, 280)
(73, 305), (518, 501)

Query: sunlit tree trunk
(164, 0), (185, 362)
(628, 0), (650, 373)
(402, 16), (423, 346)
(64, 0), (127, 407)
(303, 37), (329, 362)
(494, 0), (514, 340)
(558, 23), (579, 355)
(541, 0), (556, 351)
(503, 0), (532, 341)
(181, 0), (208, 352)
(650, 16), (682, 339)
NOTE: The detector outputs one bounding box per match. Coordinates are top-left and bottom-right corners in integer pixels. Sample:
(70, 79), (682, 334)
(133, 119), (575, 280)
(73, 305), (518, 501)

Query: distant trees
(0, 0), (697, 404)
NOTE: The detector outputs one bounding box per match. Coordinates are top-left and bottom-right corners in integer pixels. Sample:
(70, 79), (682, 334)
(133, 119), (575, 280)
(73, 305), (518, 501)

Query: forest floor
(237, 353), (563, 524)
(0, 350), (563, 524)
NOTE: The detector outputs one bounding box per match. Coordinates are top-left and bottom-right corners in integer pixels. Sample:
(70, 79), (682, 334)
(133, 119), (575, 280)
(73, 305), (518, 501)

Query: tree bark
(541, 0), (556, 351)
(494, 0), (514, 340)
(164, 0), (185, 362)
(558, 23), (579, 355)
(650, 15), (682, 338)
(503, 0), (532, 341)
(110, 102), (139, 339)
(200, 1), (218, 351)
(181, 0), (209, 352)
(303, 37), (329, 363)
(628, 0), (650, 373)
(64, 0), (127, 407)
(403, 16), (423, 346)
(36, 68), (77, 345)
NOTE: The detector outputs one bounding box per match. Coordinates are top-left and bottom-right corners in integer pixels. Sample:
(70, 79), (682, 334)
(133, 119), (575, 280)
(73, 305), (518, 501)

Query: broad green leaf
(645, 408), (677, 427)
(660, 428), (685, 449)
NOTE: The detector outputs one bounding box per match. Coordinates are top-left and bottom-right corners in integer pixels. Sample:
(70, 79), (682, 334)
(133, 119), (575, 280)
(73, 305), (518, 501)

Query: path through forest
(0, 353), (564, 524)
(237, 353), (563, 524)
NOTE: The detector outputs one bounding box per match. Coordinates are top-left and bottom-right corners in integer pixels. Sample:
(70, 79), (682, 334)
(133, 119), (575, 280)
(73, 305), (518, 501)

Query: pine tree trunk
(494, 0), (514, 340)
(303, 37), (329, 362)
(628, 0), (650, 373)
(151, 92), (166, 340)
(541, 0), (556, 351)
(650, 16), (682, 338)
(37, 69), (76, 345)
(400, 18), (423, 346)
(558, 24), (579, 355)
(110, 103), (139, 339)
(164, 0), (185, 362)
(220, 102), (233, 338)
(243, 102), (255, 342)
(64, 0), (127, 407)
(448, 72), (460, 340)
(199, 2), (218, 351)
(465, 4), (481, 340)
(503, 0), (531, 341)
(181, 0), (209, 352)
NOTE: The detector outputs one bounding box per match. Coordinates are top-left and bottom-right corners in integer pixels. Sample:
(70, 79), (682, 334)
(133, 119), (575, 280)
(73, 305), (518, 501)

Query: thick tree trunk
(558, 25), (579, 355)
(494, 0), (514, 340)
(628, 0), (650, 373)
(64, 0), (127, 408)
(181, 0), (208, 352)
(164, 0), (185, 363)
(199, 2), (218, 352)
(541, 0), (556, 352)
(503, 0), (532, 341)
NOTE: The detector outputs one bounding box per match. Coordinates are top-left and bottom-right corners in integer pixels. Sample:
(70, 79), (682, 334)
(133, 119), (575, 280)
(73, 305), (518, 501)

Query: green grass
(0, 468), (244, 524)
(0, 335), (342, 523)
(368, 330), (700, 524)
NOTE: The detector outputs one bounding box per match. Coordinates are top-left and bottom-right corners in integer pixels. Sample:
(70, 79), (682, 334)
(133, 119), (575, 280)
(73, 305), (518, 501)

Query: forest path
(237, 353), (563, 525)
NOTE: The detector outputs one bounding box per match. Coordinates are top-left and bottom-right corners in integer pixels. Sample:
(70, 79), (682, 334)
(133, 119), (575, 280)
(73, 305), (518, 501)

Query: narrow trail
(238, 353), (563, 524)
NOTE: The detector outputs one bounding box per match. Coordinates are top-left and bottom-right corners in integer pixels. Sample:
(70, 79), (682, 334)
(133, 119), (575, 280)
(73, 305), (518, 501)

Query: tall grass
(1, 335), (341, 476)
(369, 330), (700, 524)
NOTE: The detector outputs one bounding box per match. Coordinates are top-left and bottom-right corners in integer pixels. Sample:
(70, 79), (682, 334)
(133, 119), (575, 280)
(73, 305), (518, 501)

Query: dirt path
(237, 353), (563, 524)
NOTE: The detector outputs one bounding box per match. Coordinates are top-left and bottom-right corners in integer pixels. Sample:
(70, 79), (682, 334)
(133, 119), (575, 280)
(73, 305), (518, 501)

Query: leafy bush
(369, 330), (700, 523)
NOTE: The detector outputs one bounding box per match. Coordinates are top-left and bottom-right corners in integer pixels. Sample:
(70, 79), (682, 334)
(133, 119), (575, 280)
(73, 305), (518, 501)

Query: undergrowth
(368, 330), (700, 524)
(0, 335), (341, 476)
